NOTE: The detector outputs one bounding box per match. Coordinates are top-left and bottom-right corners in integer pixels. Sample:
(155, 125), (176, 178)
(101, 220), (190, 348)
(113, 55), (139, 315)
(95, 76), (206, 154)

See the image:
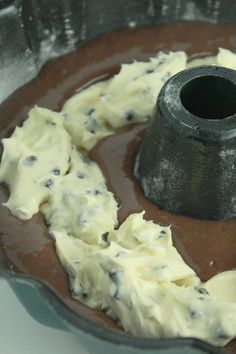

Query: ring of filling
(1, 49), (236, 347)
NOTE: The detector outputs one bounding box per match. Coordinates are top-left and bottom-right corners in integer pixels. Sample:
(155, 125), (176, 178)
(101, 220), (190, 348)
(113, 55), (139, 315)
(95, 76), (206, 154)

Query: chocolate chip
(86, 108), (95, 116)
(157, 59), (164, 66)
(116, 251), (126, 257)
(77, 172), (86, 179)
(89, 129), (95, 134)
(52, 168), (60, 175)
(103, 306), (110, 313)
(44, 179), (54, 188)
(94, 190), (101, 195)
(190, 309), (203, 319)
(146, 69), (154, 74)
(198, 296), (205, 301)
(24, 155), (37, 166)
(73, 260), (80, 265)
(124, 111), (135, 121)
(81, 291), (88, 299)
(101, 232), (109, 243)
(78, 283), (89, 300)
(160, 265), (168, 269)
(197, 288), (209, 295)
(190, 310), (197, 318)
(153, 265), (168, 272)
(46, 120), (56, 126)
(77, 214), (87, 225)
(157, 230), (167, 239)
(68, 156), (71, 163)
(108, 270), (119, 284)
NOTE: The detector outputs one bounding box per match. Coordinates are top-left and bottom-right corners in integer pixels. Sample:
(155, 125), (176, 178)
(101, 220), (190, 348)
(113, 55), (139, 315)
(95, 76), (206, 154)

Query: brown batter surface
(1, 22), (236, 352)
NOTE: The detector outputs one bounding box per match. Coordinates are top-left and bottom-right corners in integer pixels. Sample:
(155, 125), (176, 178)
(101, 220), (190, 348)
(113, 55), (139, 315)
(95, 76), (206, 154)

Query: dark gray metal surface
(135, 66), (236, 220)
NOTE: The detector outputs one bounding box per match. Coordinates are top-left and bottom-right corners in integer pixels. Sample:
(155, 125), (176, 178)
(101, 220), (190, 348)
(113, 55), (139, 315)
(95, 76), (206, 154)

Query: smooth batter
(1, 48), (236, 346)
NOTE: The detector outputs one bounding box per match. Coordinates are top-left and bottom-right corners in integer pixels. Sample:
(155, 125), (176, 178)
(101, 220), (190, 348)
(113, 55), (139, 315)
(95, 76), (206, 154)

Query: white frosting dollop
(0, 107), (71, 219)
(62, 51), (187, 150)
(41, 147), (118, 245)
(55, 213), (236, 347)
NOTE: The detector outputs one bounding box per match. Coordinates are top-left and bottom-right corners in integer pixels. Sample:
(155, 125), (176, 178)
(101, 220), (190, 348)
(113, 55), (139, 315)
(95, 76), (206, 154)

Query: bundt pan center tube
(135, 65), (236, 220)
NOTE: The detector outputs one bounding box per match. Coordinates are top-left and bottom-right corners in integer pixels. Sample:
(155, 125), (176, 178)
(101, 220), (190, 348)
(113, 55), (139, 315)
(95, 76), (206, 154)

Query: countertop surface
(0, 279), (89, 354)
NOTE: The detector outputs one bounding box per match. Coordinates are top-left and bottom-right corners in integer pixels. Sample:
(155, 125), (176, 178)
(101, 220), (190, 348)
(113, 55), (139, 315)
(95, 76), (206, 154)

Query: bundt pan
(0, 1), (236, 354)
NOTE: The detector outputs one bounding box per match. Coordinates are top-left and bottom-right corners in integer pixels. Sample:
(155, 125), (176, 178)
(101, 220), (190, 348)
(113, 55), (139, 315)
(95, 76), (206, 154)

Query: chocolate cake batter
(1, 22), (236, 353)
(90, 123), (236, 282)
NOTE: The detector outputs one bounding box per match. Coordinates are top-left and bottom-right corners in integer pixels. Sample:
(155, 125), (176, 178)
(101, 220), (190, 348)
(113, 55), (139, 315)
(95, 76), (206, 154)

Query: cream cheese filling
(1, 48), (236, 347)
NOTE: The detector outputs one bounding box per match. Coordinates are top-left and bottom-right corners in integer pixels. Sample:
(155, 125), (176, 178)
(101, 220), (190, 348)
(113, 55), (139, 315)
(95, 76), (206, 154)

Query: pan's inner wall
(1, 21), (236, 354)
(0, 0), (236, 103)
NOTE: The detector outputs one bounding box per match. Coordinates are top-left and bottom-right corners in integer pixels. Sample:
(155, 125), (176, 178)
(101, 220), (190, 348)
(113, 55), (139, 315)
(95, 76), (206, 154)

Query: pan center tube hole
(180, 75), (236, 120)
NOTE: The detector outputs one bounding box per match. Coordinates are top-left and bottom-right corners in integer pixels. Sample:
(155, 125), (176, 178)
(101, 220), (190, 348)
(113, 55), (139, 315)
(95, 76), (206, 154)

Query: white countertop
(0, 279), (89, 354)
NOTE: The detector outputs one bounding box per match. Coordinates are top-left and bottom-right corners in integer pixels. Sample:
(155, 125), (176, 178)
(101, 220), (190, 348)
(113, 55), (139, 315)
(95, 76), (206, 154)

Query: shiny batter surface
(1, 48), (236, 346)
